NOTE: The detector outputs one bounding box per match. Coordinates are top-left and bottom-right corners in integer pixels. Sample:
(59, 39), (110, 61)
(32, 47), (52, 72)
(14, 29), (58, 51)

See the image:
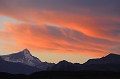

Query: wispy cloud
(0, 0), (120, 58)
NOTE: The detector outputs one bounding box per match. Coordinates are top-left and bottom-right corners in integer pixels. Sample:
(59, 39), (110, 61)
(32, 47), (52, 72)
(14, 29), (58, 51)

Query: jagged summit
(22, 48), (30, 53)
(23, 48), (29, 51)
(19, 48), (33, 58)
(19, 48), (31, 55)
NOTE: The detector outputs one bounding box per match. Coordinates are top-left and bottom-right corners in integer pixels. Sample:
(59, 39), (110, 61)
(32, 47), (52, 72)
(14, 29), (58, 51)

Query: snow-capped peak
(0, 49), (41, 67)
(0, 49), (54, 70)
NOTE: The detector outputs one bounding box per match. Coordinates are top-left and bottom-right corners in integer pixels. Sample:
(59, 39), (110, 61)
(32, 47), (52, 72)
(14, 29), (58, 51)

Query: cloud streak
(0, 22), (120, 56)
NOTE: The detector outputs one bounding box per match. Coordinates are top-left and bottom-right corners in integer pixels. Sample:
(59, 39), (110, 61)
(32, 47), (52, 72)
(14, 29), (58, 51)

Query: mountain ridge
(48, 53), (120, 72)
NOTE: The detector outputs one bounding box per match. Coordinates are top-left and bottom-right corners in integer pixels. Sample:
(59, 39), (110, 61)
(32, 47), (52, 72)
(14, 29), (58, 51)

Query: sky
(0, 0), (120, 63)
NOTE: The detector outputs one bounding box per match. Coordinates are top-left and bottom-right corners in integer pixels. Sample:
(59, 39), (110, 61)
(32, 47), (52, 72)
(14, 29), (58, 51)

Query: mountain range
(48, 53), (120, 72)
(0, 49), (120, 74)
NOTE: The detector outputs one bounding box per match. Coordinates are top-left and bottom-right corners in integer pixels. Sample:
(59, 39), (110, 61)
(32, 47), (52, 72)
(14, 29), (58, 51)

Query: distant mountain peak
(0, 49), (42, 67)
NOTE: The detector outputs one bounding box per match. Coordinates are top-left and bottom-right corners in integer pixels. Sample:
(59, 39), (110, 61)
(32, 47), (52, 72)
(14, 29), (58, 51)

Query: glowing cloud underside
(0, 0), (120, 63)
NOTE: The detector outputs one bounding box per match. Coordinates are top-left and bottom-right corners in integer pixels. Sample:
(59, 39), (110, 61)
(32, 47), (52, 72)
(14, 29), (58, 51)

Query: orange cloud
(0, 22), (119, 57)
(0, 0), (120, 58)
(1, 9), (120, 42)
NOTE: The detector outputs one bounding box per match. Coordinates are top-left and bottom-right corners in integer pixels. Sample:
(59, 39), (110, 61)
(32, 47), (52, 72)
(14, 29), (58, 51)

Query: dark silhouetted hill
(85, 53), (120, 65)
